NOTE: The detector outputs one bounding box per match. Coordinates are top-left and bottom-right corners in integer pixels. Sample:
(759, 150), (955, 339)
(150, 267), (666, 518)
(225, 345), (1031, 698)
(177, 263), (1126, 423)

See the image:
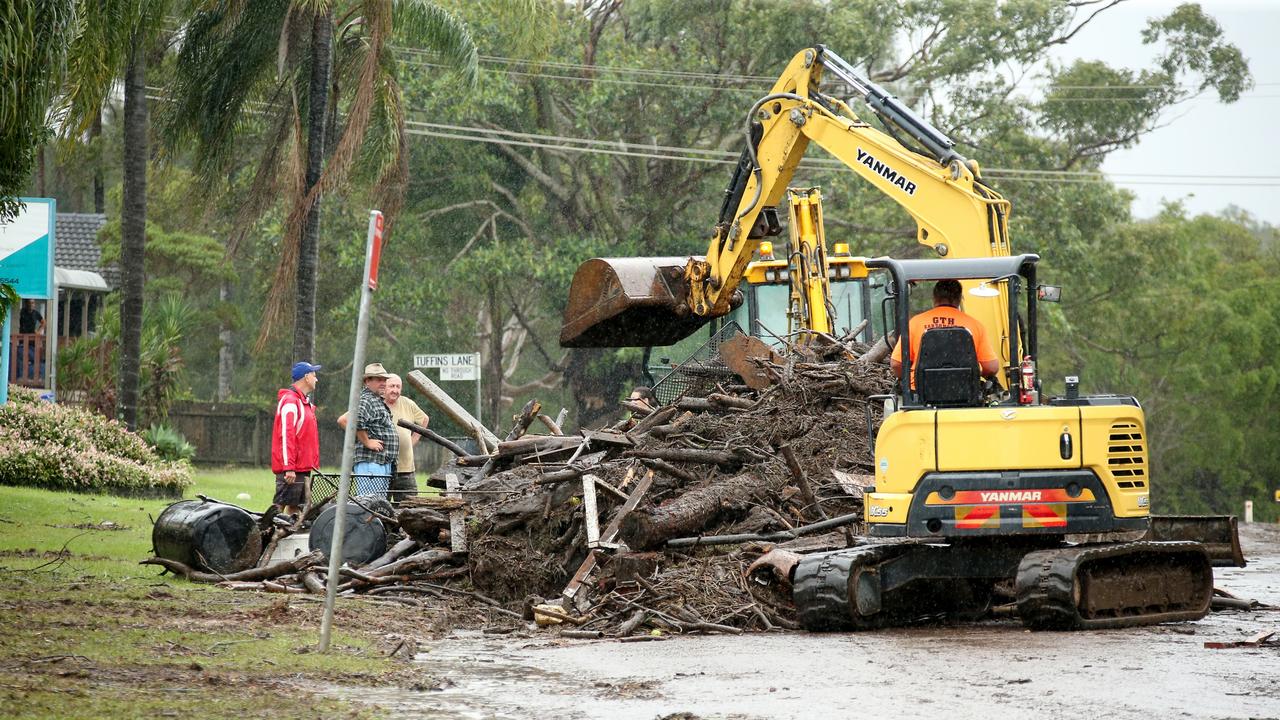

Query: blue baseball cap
(292, 361), (322, 381)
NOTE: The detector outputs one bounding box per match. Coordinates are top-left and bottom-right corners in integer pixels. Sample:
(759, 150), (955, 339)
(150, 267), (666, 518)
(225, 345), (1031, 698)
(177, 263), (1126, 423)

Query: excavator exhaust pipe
(560, 257), (715, 348)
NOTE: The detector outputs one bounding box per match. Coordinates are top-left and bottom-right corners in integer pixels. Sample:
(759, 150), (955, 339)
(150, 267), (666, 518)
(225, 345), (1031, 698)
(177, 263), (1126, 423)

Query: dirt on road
(345, 523), (1280, 720)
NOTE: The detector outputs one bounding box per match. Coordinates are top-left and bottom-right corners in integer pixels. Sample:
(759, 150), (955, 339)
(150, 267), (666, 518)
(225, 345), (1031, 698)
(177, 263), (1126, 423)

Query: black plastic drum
(309, 499), (388, 566)
(152, 499), (263, 574)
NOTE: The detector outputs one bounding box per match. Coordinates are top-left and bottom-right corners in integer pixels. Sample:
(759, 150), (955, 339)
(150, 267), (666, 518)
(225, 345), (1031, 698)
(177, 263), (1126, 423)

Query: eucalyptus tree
(162, 0), (480, 363)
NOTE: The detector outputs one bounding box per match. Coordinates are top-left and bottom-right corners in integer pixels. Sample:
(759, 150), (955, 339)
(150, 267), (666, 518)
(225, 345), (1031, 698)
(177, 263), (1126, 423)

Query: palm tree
(163, 0), (480, 362)
(61, 0), (168, 430)
(0, 1), (77, 220)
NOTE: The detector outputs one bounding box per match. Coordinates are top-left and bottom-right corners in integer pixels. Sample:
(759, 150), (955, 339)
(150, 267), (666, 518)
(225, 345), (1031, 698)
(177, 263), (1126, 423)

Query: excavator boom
(560, 45), (1012, 352)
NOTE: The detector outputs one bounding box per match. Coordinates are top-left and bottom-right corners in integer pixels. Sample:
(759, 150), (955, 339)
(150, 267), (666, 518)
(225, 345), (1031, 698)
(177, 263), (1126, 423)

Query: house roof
(54, 213), (117, 290)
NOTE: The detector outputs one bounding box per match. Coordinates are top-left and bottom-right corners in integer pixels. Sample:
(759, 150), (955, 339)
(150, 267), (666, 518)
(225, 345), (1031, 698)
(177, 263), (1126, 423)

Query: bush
(142, 424), (196, 463)
(0, 387), (191, 497)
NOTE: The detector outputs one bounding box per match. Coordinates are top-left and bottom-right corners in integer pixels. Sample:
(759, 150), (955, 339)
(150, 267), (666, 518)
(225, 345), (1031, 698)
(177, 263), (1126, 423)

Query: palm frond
(391, 0), (478, 87)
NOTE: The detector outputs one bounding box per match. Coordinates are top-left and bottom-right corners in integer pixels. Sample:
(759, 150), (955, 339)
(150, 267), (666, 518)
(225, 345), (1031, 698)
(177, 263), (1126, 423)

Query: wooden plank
(445, 472), (467, 554)
(407, 370), (500, 451)
(562, 470), (655, 605)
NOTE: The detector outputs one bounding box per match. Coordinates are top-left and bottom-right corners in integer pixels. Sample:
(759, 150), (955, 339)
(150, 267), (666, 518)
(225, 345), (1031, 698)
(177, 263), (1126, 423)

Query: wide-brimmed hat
(363, 362), (391, 379)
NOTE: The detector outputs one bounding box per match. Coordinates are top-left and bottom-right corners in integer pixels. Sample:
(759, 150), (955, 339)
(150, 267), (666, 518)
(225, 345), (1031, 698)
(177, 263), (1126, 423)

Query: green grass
(0, 468), (428, 719)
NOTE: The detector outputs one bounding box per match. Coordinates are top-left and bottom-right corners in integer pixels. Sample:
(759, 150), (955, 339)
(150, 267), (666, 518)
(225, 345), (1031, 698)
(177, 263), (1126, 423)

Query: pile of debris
(144, 333), (898, 637)
(450, 334), (896, 636)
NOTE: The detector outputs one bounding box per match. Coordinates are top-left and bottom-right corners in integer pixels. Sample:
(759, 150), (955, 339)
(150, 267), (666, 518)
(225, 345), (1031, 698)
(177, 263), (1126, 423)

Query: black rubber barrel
(152, 500), (262, 574)
(309, 499), (388, 566)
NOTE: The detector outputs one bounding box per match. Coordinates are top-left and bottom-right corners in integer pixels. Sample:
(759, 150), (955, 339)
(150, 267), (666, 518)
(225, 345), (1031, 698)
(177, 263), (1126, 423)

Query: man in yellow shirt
(890, 279), (1000, 379)
(385, 374), (429, 505)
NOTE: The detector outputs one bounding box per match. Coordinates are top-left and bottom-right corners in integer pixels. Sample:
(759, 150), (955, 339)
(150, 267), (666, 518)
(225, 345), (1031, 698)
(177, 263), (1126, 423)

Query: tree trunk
(118, 42), (147, 431)
(92, 112), (105, 214)
(620, 472), (780, 550)
(485, 286), (503, 425)
(217, 279), (233, 401)
(293, 10), (332, 362)
(36, 147), (45, 197)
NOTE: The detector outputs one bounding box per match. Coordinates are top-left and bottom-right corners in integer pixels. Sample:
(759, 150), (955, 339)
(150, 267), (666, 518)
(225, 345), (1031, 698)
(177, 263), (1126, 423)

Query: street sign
(441, 365), (478, 381)
(415, 353), (479, 370)
(414, 352), (482, 423)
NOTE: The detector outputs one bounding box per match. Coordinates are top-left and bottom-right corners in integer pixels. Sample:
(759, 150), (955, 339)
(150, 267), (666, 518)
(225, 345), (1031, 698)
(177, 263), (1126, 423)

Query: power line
(403, 121), (1280, 187)
(395, 46), (1277, 94)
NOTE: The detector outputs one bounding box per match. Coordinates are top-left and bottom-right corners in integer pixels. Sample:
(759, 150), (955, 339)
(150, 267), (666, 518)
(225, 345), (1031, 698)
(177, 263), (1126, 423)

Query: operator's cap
(363, 362), (391, 379)
(292, 361), (322, 381)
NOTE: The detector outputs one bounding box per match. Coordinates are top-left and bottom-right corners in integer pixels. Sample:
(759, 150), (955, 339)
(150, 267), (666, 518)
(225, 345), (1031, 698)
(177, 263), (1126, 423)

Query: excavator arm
(561, 46), (1015, 367)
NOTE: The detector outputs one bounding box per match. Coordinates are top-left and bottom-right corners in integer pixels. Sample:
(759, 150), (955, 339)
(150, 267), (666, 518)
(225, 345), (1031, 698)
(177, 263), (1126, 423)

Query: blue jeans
(352, 461), (392, 498)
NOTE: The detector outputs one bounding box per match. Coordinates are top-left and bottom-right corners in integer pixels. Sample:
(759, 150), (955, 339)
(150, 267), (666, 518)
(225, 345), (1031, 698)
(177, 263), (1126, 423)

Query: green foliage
(0, 0), (76, 219)
(141, 424), (196, 462)
(0, 387), (192, 497)
(0, 283), (18, 325)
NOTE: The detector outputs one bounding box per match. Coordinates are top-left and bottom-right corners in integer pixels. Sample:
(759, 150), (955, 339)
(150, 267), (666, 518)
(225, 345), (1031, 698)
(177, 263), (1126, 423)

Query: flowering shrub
(0, 387), (191, 497)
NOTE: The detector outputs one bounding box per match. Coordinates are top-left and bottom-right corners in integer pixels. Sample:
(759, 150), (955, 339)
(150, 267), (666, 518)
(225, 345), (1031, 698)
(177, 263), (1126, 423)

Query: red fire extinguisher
(1019, 355), (1036, 405)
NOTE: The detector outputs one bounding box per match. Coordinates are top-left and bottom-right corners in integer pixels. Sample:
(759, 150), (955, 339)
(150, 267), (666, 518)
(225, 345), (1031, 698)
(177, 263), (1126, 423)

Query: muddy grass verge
(0, 570), (505, 719)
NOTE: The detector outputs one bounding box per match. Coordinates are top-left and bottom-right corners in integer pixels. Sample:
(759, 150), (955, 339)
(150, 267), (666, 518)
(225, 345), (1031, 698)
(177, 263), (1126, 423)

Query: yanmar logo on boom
(979, 490), (1043, 503)
(856, 149), (917, 195)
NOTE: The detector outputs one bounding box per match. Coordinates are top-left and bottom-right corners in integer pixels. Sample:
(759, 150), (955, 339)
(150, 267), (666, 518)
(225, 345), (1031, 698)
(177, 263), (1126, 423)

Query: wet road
(355, 525), (1280, 719)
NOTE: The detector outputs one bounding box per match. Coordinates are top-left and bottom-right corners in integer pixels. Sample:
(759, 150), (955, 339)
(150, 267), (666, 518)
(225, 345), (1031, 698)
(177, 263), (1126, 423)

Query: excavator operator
(890, 280), (1000, 379)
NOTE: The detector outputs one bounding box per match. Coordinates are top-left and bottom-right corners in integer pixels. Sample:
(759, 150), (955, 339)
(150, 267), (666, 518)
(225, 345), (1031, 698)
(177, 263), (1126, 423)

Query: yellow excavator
(561, 45), (1243, 630)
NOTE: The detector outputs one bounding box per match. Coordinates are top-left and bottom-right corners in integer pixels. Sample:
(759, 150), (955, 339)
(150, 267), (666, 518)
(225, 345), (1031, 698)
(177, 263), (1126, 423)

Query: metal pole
(318, 210), (382, 652)
(474, 351), (482, 429)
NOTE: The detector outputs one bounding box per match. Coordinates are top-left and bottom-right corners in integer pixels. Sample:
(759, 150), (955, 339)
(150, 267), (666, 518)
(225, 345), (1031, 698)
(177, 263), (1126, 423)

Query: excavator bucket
(560, 257), (711, 348)
(1148, 515), (1246, 567)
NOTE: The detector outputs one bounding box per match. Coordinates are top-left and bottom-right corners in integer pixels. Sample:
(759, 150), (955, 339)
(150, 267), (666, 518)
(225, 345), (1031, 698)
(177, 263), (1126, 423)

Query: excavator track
(1015, 541), (1213, 630)
(794, 544), (912, 631)
(793, 542), (1000, 631)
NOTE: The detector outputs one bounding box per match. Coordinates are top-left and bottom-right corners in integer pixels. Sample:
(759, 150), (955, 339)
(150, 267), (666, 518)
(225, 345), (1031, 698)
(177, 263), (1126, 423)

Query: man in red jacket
(272, 361), (321, 520)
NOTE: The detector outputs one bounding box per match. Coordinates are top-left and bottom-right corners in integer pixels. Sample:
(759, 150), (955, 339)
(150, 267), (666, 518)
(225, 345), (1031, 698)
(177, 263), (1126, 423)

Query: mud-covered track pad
(1015, 541), (1213, 630)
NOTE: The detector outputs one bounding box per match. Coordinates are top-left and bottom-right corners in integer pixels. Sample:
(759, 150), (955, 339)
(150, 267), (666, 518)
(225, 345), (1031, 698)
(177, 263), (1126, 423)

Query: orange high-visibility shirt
(891, 305), (998, 367)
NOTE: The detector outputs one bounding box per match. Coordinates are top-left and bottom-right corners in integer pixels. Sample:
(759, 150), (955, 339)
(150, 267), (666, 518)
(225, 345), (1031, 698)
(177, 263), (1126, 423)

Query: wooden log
(620, 473), (777, 550)
(625, 447), (741, 467)
(707, 393), (756, 410)
(627, 404), (678, 438)
(639, 458), (700, 484)
(618, 609), (648, 636)
(496, 435), (582, 458)
(778, 443), (828, 521)
(406, 370), (500, 451)
(619, 400), (654, 416)
(300, 570), (326, 595)
(505, 399), (542, 442)
(398, 507), (450, 543)
(362, 537), (418, 571)
(396, 419), (468, 457)
(142, 549), (324, 584)
(532, 466), (587, 485)
(366, 549), (454, 578)
(537, 414), (564, 435)
(858, 332), (896, 366)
